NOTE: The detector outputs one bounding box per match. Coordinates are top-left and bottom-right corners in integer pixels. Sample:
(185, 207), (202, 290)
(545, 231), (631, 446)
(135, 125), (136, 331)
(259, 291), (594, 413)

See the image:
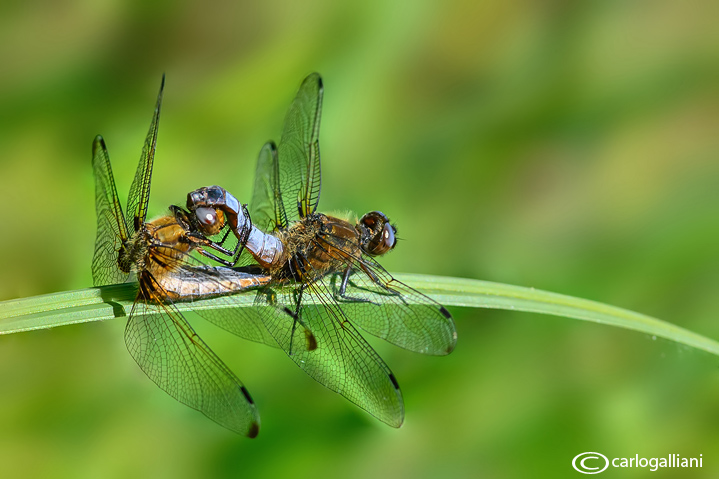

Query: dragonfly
(186, 73), (457, 427)
(91, 76), (314, 437)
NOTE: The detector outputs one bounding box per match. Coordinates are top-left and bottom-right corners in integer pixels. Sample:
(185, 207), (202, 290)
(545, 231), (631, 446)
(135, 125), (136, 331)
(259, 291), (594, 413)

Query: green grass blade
(398, 274), (719, 355)
(1, 274), (717, 356)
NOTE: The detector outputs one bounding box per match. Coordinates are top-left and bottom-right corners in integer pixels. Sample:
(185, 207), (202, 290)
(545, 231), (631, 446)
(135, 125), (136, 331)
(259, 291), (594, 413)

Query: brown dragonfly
(91, 76), (314, 437)
(186, 73), (457, 427)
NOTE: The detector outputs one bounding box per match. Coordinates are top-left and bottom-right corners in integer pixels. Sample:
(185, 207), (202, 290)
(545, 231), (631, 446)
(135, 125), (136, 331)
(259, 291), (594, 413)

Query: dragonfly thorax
(118, 230), (150, 274)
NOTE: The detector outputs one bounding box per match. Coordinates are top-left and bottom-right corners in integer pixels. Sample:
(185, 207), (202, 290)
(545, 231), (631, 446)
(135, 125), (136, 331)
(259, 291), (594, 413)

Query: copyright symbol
(572, 452), (609, 474)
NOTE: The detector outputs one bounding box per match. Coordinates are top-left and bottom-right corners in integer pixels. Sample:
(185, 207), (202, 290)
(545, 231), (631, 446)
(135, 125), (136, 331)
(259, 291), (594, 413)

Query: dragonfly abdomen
(245, 225), (285, 268)
(157, 266), (270, 301)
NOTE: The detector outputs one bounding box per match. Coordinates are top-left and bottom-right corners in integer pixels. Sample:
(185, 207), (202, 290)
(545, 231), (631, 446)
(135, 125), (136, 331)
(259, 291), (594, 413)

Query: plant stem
(1, 274), (717, 356)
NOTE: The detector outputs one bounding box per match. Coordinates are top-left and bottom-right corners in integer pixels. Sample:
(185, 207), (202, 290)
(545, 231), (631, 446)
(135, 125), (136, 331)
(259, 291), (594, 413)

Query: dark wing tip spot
(305, 331), (318, 351)
(160, 73), (166, 90)
(240, 386), (255, 404)
(92, 136), (107, 158)
(388, 373), (400, 390)
(439, 306), (452, 319)
(306, 72), (322, 88)
(247, 422), (260, 438)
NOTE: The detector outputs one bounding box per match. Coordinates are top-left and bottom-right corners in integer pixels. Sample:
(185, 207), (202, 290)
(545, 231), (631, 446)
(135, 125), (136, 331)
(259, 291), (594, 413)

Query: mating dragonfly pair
(92, 73), (457, 437)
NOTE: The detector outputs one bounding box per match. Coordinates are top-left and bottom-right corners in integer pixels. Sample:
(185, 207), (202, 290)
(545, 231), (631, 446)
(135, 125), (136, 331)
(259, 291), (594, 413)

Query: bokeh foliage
(1, 0), (719, 477)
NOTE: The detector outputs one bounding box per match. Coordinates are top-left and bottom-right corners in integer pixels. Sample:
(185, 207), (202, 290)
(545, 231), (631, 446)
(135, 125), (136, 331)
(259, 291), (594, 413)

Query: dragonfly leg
(172, 205), (238, 259)
(215, 227), (233, 248)
(281, 284), (315, 355)
(184, 231), (241, 267)
(194, 246), (235, 267)
(335, 265), (378, 305)
(186, 231), (236, 256)
(230, 204), (252, 265)
(203, 225), (245, 266)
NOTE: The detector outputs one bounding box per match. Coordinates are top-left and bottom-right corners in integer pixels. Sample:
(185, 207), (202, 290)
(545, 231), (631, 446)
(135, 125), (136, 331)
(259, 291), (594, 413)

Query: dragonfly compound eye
(381, 222), (397, 251)
(197, 207), (217, 225)
(187, 185), (225, 211)
(195, 207), (225, 235)
(359, 211), (396, 256)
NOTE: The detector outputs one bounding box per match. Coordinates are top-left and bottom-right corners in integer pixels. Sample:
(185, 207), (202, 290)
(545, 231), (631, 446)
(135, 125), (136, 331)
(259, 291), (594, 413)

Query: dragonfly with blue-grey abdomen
(186, 73), (457, 428)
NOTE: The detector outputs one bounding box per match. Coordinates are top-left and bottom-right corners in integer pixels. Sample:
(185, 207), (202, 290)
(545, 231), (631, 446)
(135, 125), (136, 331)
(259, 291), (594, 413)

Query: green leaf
(1, 274), (717, 356)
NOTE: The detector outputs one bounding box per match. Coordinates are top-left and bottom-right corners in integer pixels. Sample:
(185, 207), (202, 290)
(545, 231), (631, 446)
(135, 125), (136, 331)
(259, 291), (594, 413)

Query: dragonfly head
(357, 211), (397, 256)
(192, 206), (226, 236)
(186, 186), (239, 234)
(172, 203), (226, 237)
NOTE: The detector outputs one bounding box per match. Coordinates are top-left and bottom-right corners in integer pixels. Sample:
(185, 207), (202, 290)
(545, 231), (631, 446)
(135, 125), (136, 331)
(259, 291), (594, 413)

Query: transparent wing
(127, 75), (165, 235)
(146, 239), (293, 350)
(316, 233), (457, 356)
(195, 285), (318, 355)
(234, 249), (257, 268)
(277, 73), (323, 222)
(168, 259), (317, 353)
(256, 280), (404, 427)
(91, 135), (131, 287)
(126, 271), (261, 437)
(249, 141), (287, 232)
(192, 293), (318, 354)
(190, 296), (280, 350)
(142, 237), (315, 353)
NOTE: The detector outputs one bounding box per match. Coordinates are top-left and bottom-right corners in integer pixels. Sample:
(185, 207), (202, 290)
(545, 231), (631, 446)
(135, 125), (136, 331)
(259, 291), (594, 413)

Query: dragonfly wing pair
(91, 77), (264, 437)
(127, 273), (259, 437)
(91, 136), (131, 287)
(234, 73), (456, 426)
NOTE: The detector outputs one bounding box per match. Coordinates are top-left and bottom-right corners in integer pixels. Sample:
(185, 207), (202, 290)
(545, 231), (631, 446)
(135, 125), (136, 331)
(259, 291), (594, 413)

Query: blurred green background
(1, 0), (719, 477)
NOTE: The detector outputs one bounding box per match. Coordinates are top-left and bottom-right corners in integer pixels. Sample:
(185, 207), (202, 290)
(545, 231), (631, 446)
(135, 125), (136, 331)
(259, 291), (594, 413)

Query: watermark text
(572, 452), (702, 474)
